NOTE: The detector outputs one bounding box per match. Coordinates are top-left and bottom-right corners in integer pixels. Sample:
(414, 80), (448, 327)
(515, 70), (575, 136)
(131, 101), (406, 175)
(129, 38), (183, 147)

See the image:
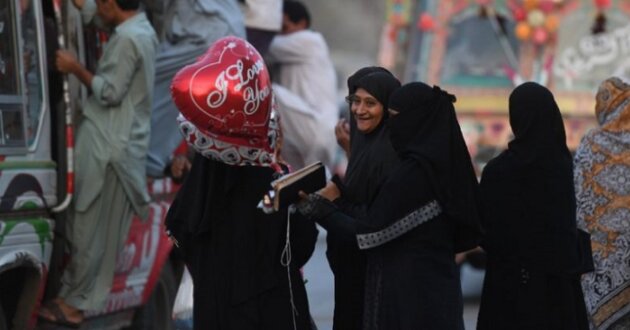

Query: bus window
(0, 0), (20, 95)
(20, 0), (44, 147)
(0, 0), (46, 151)
(0, 0), (27, 149)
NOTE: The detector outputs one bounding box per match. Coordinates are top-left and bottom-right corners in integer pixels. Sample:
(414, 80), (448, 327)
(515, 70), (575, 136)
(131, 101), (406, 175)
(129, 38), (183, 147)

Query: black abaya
(327, 122), (398, 330)
(166, 155), (318, 330)
(476, 82), (588, 330)
(326, 70), (400, 330)
(311, 160), (465, 330)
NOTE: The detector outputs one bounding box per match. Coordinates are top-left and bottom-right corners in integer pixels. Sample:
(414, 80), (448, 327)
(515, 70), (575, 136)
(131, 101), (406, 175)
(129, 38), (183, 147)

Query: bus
(0, 1), (180, 329)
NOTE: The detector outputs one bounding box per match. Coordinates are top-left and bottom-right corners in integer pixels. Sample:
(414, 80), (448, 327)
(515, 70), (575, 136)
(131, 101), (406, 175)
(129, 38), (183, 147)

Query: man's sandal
(38, 301), (81, 329)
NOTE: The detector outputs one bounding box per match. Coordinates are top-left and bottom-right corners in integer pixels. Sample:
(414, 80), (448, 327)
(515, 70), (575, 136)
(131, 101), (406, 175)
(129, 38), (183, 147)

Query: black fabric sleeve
(317, 200), (443, 250)
(317, 211), (366, 245)
(296, 193), (367, 244)
(288, 211), (319, 268)
(298, 161), (443, 250)
(330, 174), (369, 218)
(333, 197), (368, 219)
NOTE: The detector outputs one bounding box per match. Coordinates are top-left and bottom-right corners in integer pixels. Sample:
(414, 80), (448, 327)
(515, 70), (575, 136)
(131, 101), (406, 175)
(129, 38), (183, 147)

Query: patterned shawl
(575, 77), (630, 329)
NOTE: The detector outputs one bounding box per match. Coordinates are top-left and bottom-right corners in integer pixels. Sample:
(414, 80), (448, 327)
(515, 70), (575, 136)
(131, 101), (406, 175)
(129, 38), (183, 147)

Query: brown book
(270, 162), (326, 211)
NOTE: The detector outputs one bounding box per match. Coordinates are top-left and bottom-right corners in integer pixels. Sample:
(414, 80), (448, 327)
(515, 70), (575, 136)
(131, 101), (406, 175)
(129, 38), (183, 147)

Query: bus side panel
(85, 199), (173, 316)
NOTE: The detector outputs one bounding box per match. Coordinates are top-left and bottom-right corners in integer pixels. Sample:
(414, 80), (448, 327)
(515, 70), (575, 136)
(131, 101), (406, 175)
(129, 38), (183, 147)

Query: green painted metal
(18, 201), (42, 211)
(0, 218), (53, 255)
(0, 161), (57, 170)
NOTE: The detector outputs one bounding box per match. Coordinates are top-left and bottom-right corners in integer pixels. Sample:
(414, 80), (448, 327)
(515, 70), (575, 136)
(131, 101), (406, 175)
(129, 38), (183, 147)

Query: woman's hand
(335, 119), (351, 156)
(299, 181), (340, 202)
(170, 155), (192, 180)
(317, 181), (340, 201)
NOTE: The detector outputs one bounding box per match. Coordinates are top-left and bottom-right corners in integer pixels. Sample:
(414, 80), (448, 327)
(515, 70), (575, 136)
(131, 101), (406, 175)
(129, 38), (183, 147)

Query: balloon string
(281, 205), (298, 330)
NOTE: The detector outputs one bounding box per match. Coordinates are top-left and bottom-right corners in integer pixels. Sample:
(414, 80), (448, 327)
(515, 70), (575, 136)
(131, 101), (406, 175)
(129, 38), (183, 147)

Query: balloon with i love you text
(171, 36), (280, 167)
(171, 36), (273, 149)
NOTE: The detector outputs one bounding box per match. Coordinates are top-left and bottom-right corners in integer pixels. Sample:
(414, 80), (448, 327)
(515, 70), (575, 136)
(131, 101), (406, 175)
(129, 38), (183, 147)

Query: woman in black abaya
(326, 69), (400, 330)
(165, 154), (318, 330)
(299, 82), (482, 330)
(476, 82), (589, 329)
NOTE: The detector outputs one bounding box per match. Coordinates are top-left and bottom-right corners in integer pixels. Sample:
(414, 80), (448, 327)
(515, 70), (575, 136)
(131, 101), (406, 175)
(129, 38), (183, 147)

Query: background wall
(302, 0), (387, 93)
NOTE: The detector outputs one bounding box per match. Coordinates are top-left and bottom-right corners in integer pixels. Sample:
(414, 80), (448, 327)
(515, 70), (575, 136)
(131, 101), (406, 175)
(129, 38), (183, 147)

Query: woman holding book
(298, 82), (482, 329)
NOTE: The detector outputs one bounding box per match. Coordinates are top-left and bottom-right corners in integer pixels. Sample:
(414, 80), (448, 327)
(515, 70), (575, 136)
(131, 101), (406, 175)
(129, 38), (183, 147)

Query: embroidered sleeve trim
(356, 200), (442, 250)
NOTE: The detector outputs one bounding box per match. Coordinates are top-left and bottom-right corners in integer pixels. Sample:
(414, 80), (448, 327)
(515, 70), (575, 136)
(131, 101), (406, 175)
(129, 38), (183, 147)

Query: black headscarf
(479, 82), (580, 274)
(387, 82), (482, 251)
(343, 71), (401, 208)
(346, 66), (394, 95)
(346, 66), (394, 143)
(354, 71), (399, 121)
(508, 82), (572, 168)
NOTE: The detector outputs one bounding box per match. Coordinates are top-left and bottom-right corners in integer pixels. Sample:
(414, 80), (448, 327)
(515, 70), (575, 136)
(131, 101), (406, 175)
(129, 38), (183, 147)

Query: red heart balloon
(171, 36), (272, 149)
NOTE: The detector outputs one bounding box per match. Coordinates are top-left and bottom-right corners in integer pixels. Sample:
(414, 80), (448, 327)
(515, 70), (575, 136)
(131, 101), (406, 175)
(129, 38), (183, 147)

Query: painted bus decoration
(380, 0), (630, 172)
(0, 1), (180, 329)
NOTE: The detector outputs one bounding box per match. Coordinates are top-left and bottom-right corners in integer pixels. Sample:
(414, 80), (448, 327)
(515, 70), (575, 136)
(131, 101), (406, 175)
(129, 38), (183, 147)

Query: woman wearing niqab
(476, 82), (589, 329)
(575, 77), (630, 329)
(299, 82), (482, 329)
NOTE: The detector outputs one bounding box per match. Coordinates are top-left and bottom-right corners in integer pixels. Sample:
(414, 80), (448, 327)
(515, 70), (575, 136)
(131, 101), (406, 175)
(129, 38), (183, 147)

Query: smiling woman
(303, 69), (400, 330)
(348, 89), (384, 134)
(348, 71), (399, 135)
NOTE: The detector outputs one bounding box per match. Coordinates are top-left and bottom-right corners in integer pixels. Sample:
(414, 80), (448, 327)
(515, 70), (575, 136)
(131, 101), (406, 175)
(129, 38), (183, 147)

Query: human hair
(283, 1), (311, 28)
(114, 0), (140, 10)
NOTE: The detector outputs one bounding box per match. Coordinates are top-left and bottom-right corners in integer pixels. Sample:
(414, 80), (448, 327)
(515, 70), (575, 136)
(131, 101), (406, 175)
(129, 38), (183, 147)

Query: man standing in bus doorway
(38, 0), (157, 327)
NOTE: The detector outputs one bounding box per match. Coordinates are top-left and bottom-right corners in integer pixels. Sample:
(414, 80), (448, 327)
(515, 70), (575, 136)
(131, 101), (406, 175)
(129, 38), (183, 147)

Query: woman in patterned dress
(575, 77), (630, 329)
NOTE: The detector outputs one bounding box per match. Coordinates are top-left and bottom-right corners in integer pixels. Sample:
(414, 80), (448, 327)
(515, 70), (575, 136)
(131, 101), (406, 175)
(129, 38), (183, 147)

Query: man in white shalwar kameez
(268, 0), (338, 171)
(39, 0), (157, 326)
(273, 84), (335, 170)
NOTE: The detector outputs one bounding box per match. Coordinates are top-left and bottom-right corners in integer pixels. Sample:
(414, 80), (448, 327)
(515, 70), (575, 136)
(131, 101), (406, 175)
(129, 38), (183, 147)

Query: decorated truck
(380, 0), (630, 172)
(0, 0), (180, 329)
